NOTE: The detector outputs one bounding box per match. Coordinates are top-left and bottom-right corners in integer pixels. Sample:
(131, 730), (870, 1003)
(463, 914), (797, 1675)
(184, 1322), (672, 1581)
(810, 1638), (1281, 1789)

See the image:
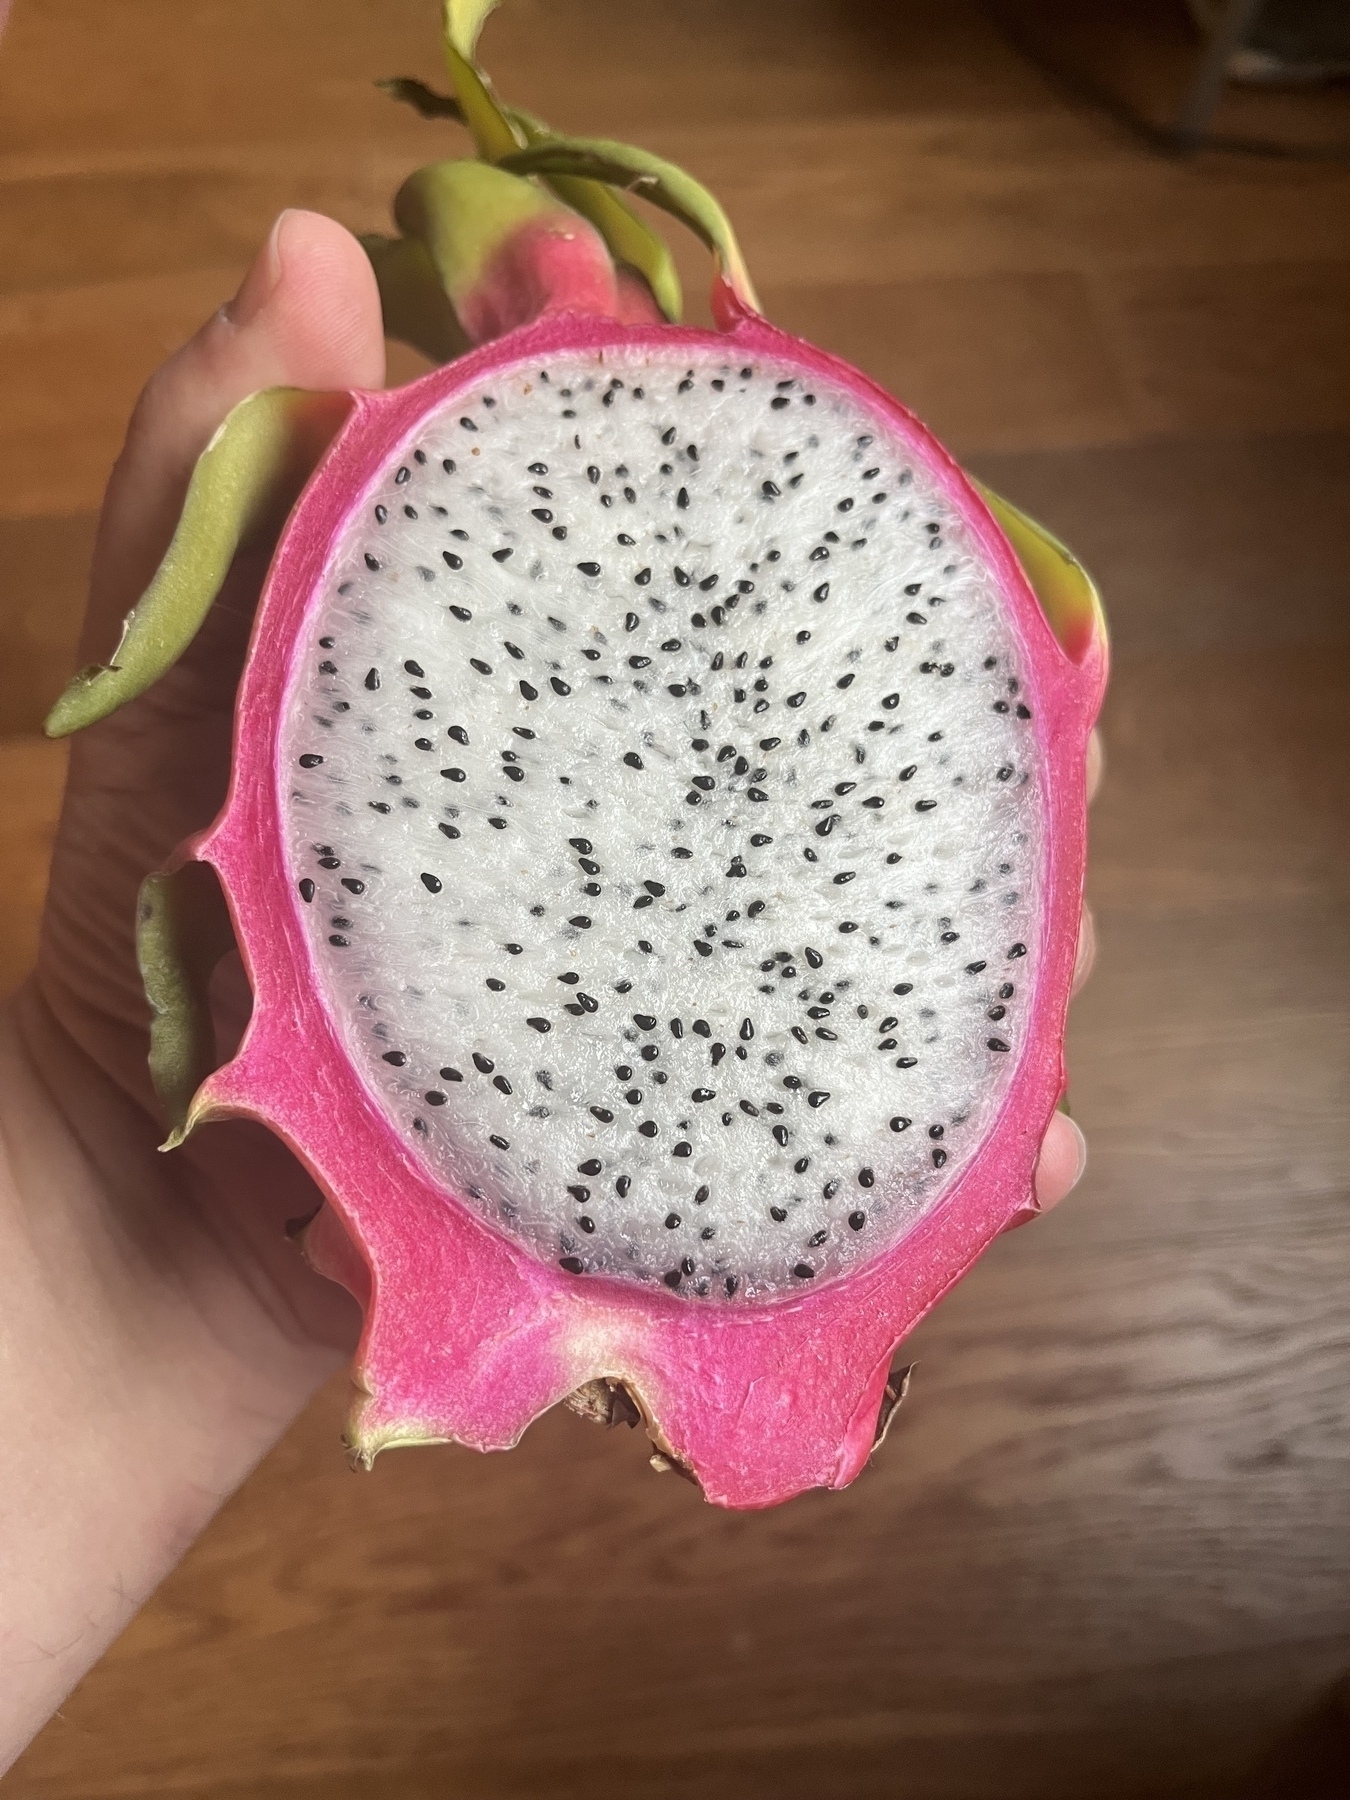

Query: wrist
(0, 987), (345, 1770)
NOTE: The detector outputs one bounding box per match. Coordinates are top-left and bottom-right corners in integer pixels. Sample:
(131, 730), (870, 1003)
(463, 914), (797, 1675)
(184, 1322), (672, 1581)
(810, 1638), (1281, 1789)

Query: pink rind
(193, 310), (1106, 1509)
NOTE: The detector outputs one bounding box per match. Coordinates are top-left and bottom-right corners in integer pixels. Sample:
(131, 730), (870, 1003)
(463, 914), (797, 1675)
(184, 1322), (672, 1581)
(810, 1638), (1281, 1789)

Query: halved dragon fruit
(47, 3), (1106, 1508)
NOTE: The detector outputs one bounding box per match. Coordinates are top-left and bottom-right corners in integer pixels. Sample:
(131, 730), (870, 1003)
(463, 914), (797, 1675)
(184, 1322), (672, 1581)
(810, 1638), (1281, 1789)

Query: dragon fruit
(46, 2), (1106, 1509)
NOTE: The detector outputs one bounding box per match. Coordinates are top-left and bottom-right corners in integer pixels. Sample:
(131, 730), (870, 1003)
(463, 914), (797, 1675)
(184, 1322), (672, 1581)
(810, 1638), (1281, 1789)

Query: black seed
(492, 548), (512, 562)
(569, 915), (591, 929)
(490, 1133), (510, 1149)
(932, 1148), (948, 1167)
(793, 1263), (815, 1280)
(470, 658), (492, 675)
(551, 677), (571, 696)
(560, 1257), (586, 1275)
(420, 872), (443, 893)
(893, 983), (913, 995)
(616, 1175), (632, 1196)
(577, 561), (601, 577)
(988, 1037), (1011, 1052)
(1009, 943), (1027, 958)
(639, 1120), (659, 1138)
(807, 1090), (830, 1108)
(493, 1075), (512, 1094)
(526, 1017), (551, 1033)
(673, 1141), (692, 1158)
(473, 1053), (494, 1074)
(298, 878), (315, 902)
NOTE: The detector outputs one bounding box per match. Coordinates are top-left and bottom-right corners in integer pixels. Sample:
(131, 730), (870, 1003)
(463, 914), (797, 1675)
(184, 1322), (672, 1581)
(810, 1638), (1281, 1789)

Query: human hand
(31, 208), (389, 1368)
(0, 210), (383, 1766)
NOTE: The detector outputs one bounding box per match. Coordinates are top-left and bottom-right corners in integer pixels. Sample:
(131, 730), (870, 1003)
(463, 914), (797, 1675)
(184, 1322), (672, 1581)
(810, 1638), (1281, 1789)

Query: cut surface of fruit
(282, 339), (1043, 1300)
(179, 308), (1103, 1506)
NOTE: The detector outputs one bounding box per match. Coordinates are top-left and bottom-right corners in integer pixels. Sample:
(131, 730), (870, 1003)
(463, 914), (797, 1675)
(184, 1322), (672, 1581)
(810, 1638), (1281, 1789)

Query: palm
(33, 537), (361, 1355)
(22, 214), (389, 1374)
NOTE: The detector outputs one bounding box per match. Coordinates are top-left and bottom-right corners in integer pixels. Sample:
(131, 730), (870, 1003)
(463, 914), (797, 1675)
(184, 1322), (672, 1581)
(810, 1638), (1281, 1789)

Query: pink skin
(458, 212), (664, 342)
(184, 309), (1106, 1510)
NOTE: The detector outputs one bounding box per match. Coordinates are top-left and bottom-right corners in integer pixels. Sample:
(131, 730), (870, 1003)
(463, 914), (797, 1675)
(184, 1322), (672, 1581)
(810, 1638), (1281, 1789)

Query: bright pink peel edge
(190, 309), (1105, 1509)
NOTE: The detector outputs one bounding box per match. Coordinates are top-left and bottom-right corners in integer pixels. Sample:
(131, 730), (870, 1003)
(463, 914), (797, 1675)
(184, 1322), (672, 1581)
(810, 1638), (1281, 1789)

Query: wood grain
(1, 2), (1348, 1795)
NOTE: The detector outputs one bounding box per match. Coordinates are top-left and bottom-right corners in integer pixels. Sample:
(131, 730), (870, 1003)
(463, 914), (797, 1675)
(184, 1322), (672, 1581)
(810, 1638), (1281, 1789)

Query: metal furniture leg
(1173, 0), (1269, 148)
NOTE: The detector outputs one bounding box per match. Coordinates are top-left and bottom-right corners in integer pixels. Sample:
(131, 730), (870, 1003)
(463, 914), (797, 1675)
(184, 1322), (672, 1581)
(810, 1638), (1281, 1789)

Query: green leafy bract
(137, 863), (238, 1149)
(362, 230), (471, 364)
(44, 388), (352, 738)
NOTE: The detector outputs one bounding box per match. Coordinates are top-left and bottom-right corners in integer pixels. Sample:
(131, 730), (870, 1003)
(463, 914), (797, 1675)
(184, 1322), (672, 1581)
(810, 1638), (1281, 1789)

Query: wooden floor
(3, 2), (1350, 1795)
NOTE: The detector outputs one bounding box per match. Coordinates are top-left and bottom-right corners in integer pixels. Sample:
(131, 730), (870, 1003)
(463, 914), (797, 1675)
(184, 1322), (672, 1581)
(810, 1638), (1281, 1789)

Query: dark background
(1, 3), (1348, 1795)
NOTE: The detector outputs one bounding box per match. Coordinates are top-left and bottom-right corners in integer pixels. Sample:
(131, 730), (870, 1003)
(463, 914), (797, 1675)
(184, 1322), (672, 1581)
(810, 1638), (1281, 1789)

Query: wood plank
(1098, 259), (1350, 440)
(765, 270), (1137, 454)
(3, 0), (1349, 1793)
(0, 0), (1044, 161)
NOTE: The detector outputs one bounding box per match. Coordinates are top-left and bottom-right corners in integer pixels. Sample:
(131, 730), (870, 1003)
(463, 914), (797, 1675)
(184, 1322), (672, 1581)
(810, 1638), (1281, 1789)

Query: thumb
(82, 210), (385, 659)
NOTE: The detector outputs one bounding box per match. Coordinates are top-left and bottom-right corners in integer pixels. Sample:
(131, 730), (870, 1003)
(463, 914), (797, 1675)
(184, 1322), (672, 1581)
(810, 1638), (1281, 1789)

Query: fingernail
(1065, 1116), (1088, 1187)
(224, 210), (293, 327)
